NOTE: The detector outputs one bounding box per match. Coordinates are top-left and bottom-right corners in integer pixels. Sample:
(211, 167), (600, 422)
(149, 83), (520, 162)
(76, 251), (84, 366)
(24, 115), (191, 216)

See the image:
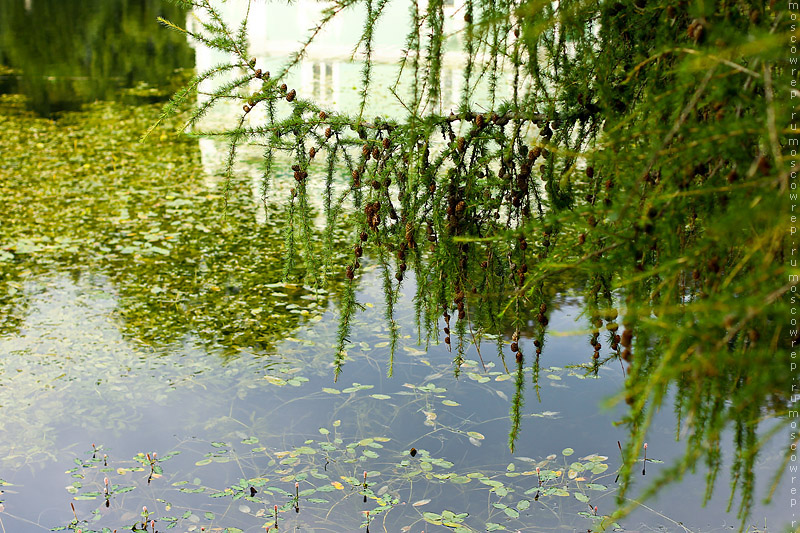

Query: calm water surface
(0, 1), (792, 531)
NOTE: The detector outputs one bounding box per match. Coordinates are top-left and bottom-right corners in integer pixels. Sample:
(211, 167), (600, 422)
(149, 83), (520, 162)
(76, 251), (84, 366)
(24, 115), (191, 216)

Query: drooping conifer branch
(151, 1), (794, 528)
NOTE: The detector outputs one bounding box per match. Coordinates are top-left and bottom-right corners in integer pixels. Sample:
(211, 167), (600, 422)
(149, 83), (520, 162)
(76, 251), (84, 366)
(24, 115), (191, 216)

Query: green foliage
(153, 0), (796, 528)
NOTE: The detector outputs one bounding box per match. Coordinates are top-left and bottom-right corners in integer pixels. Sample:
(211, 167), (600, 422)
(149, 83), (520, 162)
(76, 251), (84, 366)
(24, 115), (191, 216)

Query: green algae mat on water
(0, 93), (325, 348)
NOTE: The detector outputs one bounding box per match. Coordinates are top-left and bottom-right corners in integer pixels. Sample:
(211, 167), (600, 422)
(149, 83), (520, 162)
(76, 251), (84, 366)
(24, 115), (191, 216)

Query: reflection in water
(0, 265), (791, 532)
(0, 273), (188, 467)
(0, 0), (194, 115)
(0, 95), (328, 350)
(188, 0), (496, 128)
(189, 0), (491, 224)
(0, 97), (791, 533)
(0, 94), (321, 468)
(0, 3), (793, 532)
(308, 60), (335, 102)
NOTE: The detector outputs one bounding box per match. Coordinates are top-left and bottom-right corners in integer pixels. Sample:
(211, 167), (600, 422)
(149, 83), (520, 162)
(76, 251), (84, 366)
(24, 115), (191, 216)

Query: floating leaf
(574, 493), (590, 503)
(562, 448), (574, 456)
(590, 463), (609, 474)
(294, 446), (316, 455)
(342, 383), (374, 393)
(403, 346), (426, 355)
(581, 454), (608, 462)
(412, 499), (431, 507)
(442, 400), (460, 406)
(569, 462), (585, 472)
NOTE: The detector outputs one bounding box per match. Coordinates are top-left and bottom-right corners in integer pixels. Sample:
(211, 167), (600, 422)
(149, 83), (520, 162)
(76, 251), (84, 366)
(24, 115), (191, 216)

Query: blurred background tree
(0, 0), (193, 115)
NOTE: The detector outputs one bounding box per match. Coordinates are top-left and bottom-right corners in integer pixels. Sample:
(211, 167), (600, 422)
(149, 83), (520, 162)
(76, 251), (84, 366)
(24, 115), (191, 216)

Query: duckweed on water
(0, 93), (330, 348)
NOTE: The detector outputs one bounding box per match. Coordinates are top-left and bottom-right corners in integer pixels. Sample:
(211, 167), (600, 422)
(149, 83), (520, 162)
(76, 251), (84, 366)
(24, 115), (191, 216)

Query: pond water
(0, 1), (793, 532)
(0, 0), (193, 116)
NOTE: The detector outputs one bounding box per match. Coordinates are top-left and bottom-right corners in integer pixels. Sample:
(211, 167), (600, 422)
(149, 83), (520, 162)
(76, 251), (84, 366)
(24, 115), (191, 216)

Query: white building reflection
(185, 0), (512, 216)
(186, 0), (474, 117)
